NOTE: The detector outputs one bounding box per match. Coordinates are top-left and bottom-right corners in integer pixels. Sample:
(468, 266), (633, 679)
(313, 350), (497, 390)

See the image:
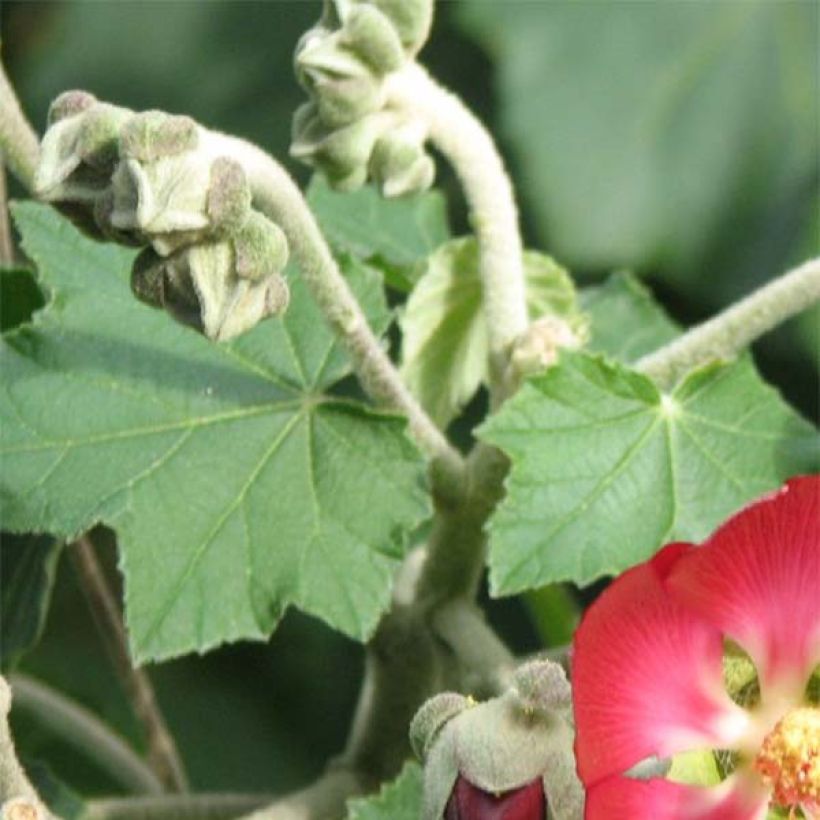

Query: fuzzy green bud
(206, 157), (253, 234)
(342, 5), (405, 73)
(292, 109), (387, 191)
(131, 238), (289, 342)
(119, 111), (198, 163)
(410, 692), (472, 761)
(369, 125), (434, 197)
(47, 89), (97, 126)
(232, 212), (289, 282)
(35, 97), (132, 204)
(413, 664), (584, 820)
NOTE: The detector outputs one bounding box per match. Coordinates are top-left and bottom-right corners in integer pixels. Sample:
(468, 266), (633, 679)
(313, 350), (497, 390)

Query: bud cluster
(410, 660), (584, 819)
(35, 93), (290, 341)
(292, 0), (435, 197)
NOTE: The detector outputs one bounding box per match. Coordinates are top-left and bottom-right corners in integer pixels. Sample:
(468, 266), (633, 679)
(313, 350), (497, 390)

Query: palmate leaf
(307, 176), (450, 291)
(346, 761), (423, 820)
(400, 238), (583, 427)
(480, 351), (817, 594)
(581, 271), (679, 362)
(2, 203), (430, 663)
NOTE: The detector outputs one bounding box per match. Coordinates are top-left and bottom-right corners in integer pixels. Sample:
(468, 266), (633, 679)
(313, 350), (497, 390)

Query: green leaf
(0, 534), (62, 670)
(346, 761), (423, 820)
(581, 272), (679, 363)
(479, 351), (817, 593)
(400, 237), (582, 426)
(2, 203), (430, 662)
(457, 3), (817, 291)
(307, 175), (450, 290)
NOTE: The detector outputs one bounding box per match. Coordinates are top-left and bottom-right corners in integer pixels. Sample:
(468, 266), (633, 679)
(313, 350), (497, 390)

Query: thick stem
(84, 794), (272, 820)
(385, 63), (529, 398)
(69, 536), (188, 793)
(0, 676), (54, 818)
(637, 257), (820, 387)
(0, 60), (40, 192)
(208, 133), (464, 487)
(9, 673), (163, 796)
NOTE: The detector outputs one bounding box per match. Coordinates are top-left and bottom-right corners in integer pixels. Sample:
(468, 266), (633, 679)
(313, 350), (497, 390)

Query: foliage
(346, 762), (423, 820)
(1, 204), (430, 662)
(481, 352), (815, 592)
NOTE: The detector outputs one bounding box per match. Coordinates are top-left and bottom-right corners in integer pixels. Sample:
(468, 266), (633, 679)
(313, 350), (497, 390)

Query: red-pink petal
(444, 775), (545, 820)
(585, 775), (768, 820)
(572, 544), (748, 787)
(668, 476), (820, 696)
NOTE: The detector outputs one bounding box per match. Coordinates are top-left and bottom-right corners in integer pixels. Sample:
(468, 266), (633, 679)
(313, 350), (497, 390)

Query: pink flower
(572, 476), (820, 820)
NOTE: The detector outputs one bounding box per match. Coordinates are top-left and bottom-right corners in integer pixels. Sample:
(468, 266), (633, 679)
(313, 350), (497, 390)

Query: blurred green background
(2, 0), (817, 801)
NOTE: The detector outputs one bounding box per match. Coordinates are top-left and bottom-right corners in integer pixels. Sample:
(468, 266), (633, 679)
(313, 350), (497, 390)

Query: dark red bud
(444, 775), (545, 820)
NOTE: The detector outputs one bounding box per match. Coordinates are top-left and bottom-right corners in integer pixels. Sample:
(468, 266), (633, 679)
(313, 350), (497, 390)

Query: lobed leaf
(581, 271), (679, 363)
(346, 761), (423, 820)
(1, 203), (430, 662)
(307, 176), (450, 291)
(480, 351), (817, 593)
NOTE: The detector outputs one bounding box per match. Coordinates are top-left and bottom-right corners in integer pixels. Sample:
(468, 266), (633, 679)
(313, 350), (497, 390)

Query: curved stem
(0, 60), (40, 191)
(386, 63), (530, 399)
(8, 673), (163, 796)
(70, 535), (188, 792)
(84, 794), (272, 820)
(637, 257), (820, 387)
(207, 133), (464, 487)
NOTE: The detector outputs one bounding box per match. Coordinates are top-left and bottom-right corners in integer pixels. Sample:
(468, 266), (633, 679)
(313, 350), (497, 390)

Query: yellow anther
(755, 706), (820, 811)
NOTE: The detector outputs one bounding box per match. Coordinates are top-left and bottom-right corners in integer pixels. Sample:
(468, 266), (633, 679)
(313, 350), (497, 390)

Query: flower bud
(342, 5), (405, 74)
(369, 124), (434, 197)
(292, 109), (387, 191)
(510, 316), (584, 379)
(512, 659), (572, 715)
(47, 89), (97, 126)
(35, 97), (132, 204)
(366, 0), (434, 56)
(232, 212), (289, 282)
(111, 122), (249, 256)
(119, 110), (198, 163)
(414, 660), (584, 820)
(295, 30), (384, 128)
(410, 692), (472, 760)
(131, 213), (289, 341)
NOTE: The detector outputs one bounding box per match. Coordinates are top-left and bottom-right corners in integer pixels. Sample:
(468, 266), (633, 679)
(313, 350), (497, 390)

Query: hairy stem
(386, 63), (530, 398)
(0, 60), (40, 191)
(70, 535), (188, 793)
(0, 163), (13, 265)
(210, 133), (464, 486)
(637, 257), (820, 387)
(0, 676), (53, 817)
(9, 673), (163, 796)
(84, 794), (273, 820)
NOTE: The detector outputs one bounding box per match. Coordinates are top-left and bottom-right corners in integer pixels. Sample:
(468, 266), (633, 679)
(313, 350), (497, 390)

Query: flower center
(754, 706), (820, 811)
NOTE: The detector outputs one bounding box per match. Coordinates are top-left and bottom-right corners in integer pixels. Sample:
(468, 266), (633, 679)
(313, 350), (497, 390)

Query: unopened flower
(131, 211), (289, 342)
(35, 91), (132, 205)
(292, 0), (435, 197)
(110, 112), (243, 255)
(411, 661), (584, 819)
(572, 476), (820, 820)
